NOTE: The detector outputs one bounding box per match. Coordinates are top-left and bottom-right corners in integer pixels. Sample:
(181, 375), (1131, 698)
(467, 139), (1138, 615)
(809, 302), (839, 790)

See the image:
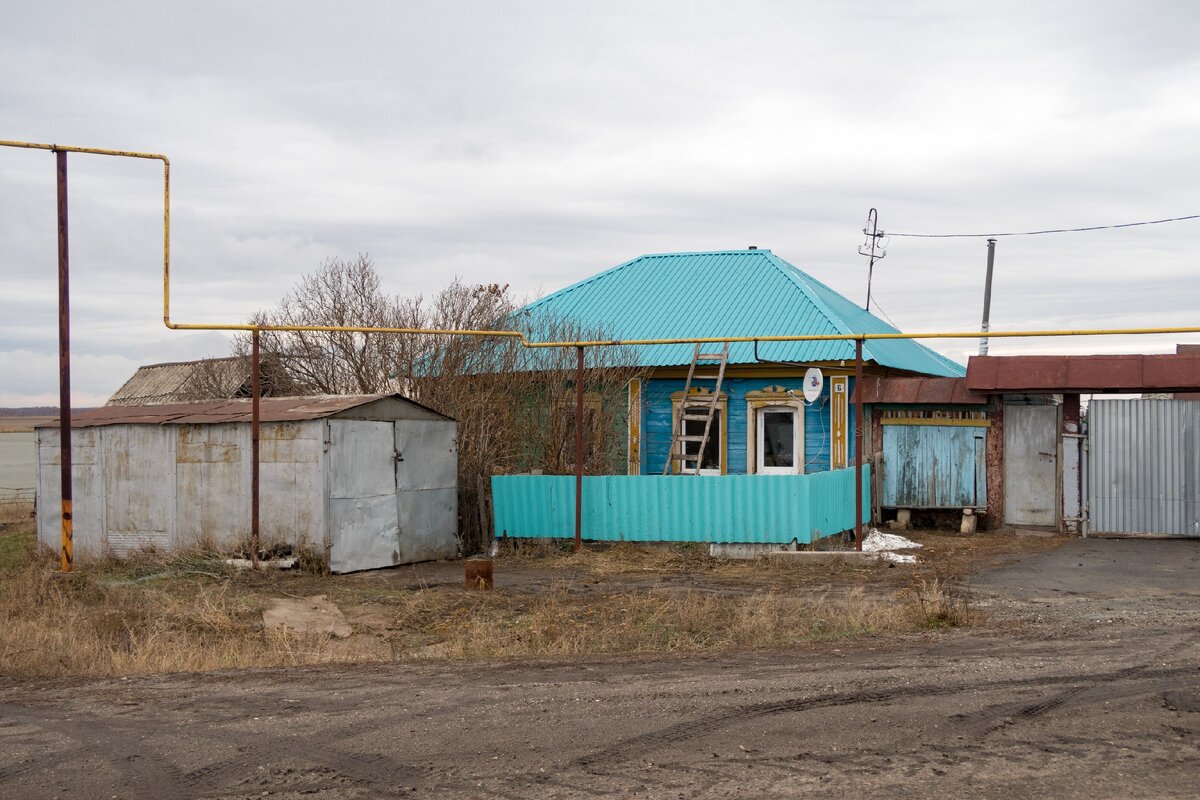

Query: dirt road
(2, 538), (1197, 799)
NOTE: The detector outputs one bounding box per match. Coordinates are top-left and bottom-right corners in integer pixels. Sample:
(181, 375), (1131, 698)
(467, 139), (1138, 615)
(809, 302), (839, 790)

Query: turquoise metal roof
(516, 250), (965, 377)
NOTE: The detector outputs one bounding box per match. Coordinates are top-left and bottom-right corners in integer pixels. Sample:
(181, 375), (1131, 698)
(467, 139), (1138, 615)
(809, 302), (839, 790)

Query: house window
(745, 385), (805, 474)
(681, 409), (722, 473)
(756, 407), (799, 473)
(669, 388), (727, 475)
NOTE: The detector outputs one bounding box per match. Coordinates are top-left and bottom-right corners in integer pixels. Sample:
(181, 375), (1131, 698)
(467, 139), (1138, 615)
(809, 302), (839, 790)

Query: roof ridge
(521, 253), (647, 313)
(522, 250), (776, 313)
(760, 252), (854, 338)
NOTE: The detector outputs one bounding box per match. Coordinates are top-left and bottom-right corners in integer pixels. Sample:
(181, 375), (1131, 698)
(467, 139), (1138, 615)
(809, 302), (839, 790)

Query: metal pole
(55, 150), (73, 573)
(251, 329), (261, 569)
(574, 346), (584, 553)
(854, 337), (864, 551)
(979, 238), (996, 355)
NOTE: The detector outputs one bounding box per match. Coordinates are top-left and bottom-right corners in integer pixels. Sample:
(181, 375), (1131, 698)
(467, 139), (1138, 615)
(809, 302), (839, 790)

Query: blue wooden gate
(882, 424), (987, 509)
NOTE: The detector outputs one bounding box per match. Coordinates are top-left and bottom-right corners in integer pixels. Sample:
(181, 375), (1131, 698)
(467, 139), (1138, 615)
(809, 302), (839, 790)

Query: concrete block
(763, 550), (879, 563)
(710, 540), (798, 560)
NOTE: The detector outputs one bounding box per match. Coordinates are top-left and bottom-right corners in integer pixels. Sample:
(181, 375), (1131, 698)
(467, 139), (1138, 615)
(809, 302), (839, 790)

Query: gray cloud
(2, 0), (1198, 405)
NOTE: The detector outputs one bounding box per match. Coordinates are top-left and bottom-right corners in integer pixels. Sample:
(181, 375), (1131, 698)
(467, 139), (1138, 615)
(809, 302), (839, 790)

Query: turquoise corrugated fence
(491, 467), (870, 544)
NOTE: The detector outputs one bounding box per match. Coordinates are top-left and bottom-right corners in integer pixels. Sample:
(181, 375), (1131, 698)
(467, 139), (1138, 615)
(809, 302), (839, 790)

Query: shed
(36, 394), (458, 572)
(855, 376), (1002, 524)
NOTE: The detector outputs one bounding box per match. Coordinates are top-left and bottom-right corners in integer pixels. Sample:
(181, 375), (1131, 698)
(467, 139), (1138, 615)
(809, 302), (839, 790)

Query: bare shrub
(903, 577), (976, 628)
(245, 258), (646, 554)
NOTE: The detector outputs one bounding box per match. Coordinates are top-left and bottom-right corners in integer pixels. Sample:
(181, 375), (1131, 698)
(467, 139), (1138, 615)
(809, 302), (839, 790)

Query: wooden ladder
(663, 342), (730, 475)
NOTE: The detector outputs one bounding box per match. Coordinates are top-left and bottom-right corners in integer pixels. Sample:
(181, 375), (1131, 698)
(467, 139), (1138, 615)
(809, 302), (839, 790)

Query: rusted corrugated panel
(36, 394), (444, 428)
(968, 354), (1200, 393)
(855, 377), (987, 405)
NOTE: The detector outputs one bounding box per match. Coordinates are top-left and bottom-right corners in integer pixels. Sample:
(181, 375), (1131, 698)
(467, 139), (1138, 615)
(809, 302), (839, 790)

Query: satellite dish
(802, 367), (824, 403)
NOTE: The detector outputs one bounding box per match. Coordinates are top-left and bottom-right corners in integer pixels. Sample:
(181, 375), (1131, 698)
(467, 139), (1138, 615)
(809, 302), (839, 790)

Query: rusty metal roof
(853, 376), (988, 405)
(39, 394), (450, 428)
(967, 353), (1200, 393)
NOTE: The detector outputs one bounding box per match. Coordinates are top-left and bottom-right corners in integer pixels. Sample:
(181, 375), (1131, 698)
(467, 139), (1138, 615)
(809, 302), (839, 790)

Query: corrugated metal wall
(492, 467), (869, 544)
(38, 422), (326, 556)
(1089, 399), (1200, 536)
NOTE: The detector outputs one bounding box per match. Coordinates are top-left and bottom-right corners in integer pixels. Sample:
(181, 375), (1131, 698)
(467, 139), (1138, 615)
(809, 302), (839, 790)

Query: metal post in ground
(855, 337), (864, 551)
(574, 345), (585, 553)
(251, 329), (261, 569)
(55, 150), (74, 573)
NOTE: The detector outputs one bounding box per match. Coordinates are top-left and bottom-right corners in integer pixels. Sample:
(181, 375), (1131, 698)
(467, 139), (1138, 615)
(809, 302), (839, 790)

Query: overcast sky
(2, 1), (1198, 406)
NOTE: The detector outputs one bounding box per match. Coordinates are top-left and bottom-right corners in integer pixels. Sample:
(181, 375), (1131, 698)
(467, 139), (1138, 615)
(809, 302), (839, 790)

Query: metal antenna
(858, 208), (887, 311)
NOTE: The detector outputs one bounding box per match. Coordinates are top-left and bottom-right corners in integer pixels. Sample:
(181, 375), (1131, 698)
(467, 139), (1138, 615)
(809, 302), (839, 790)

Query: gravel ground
(1, 537), (1197, 799)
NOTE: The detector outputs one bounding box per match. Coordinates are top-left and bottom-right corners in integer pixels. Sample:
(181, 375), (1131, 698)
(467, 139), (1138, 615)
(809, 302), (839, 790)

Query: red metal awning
(853, 376), (988, 405)
(966, 354), (1200, 393)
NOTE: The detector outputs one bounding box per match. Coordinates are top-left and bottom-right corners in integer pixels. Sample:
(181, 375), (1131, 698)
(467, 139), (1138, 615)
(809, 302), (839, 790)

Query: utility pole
(859, 208), (887, 311)
(979, 238), (997, 355)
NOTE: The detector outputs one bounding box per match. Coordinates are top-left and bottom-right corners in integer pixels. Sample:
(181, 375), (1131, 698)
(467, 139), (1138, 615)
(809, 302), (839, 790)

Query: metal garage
(36, 394), (459, 571)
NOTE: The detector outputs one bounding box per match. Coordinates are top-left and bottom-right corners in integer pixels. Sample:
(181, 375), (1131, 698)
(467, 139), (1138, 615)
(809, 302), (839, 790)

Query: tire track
(570, 664), (1197, 768)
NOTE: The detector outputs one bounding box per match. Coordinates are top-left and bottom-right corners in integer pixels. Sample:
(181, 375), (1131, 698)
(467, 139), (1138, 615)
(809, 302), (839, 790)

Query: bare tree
(246, 259), (646, 554)
(236, 255), (404, 395)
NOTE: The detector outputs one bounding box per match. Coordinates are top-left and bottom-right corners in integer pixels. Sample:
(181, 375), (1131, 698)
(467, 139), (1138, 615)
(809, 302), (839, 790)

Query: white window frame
(755, 405), (801, 474)
(745, 385), (805, 475)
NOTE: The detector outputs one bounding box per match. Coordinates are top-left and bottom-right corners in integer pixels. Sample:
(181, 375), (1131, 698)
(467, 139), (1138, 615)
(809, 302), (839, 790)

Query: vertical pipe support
(251, 330), (261, 569)
(55, 150), (73, 573)
(855, 337), (864, 551)
(979, 238), (997, 356)
(574, 346), (585, 553)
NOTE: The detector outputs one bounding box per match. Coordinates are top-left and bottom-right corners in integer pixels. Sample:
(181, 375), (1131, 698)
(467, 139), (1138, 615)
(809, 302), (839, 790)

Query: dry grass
(417, 583), (969, 660)
(0, 524), (1002, 679)
(0, 500), (34, 525)
(0, 525), (384, 678)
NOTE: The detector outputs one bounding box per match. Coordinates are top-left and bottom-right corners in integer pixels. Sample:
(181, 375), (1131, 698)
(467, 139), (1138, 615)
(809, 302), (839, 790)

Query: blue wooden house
(514, 249), (965, 477)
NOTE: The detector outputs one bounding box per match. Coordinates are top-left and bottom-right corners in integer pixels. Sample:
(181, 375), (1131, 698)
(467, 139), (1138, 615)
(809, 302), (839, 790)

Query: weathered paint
(35, 427), (103, 556)
(882, 424), (988, 509)
(830, 376), (848, 469)
(492, 467), (870, 544)
(638, 376), (855, 476)
(36, 403), (458, 570)
(394, 419), (458, 562)
(1004, 403), (1059, 526)
(627, 378), (641, 475)
(1088, 399), (1200, 536)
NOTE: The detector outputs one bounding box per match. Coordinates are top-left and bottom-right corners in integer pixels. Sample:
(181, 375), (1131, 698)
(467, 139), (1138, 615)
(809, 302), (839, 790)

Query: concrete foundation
(709, 540), (799, 560)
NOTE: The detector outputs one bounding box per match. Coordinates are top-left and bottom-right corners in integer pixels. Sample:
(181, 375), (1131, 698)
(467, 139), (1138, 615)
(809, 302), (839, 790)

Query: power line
(867, 296), (900, 331)
(887, 214), (1200, 239)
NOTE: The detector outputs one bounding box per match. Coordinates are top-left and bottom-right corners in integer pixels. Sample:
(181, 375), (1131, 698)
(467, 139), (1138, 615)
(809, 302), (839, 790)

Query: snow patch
(862, 529), (921, 564)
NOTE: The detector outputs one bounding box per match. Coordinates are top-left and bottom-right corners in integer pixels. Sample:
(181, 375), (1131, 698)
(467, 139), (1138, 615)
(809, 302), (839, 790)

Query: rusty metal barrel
(465, 557), (493, 590)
